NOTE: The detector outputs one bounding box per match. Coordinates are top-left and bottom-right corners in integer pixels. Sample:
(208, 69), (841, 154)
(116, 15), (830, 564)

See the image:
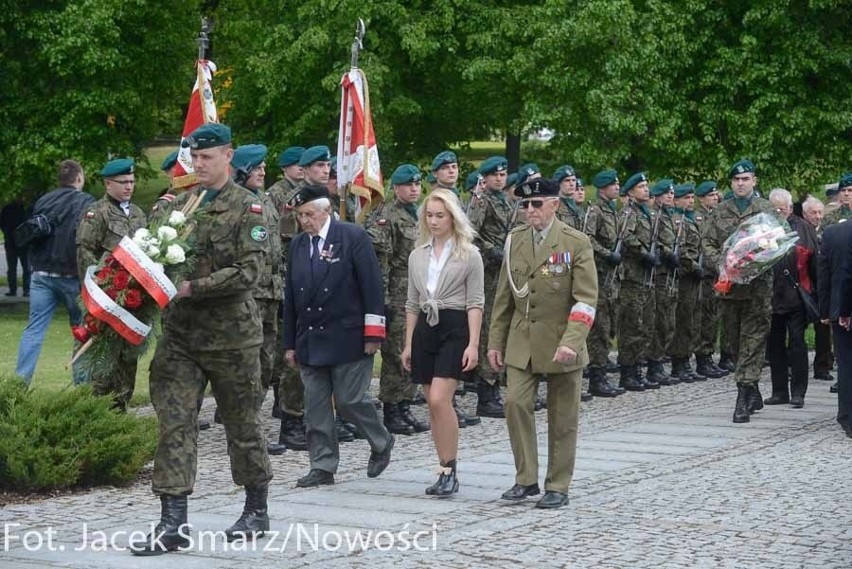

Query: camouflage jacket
(365, 199), (418, 304)
(620, 201), (657, 285)
(248, 188), (284, 301)
(469, 190), (513, 267)
(583, 196), (620, 273)
(76, 196), (146, 281)
(823, 205), (851, 227)
(670, 209), (701, 276)
(266, 176), (301, 262)
(650, 204), (676, 277)
(557, 197), (587, 231)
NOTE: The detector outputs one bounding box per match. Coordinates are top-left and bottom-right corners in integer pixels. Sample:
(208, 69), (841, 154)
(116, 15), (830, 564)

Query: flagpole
(340, 19), (365, 223)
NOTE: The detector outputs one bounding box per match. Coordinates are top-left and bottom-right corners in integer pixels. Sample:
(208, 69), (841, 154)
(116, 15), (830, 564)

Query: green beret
(505, 172), (519, 188)
(277, 146), (305, 168)
(430, 151), (458, 172)
(517, 163), (540, 186)
(576, 177), (584, 188)
(426, 173), (437, 184)
(729, 158), (755, 178)
(514, 177), (559, 199)
(100, 158), (134, 178)
(391, 164), (422, 185)
(593, 169), (619, 189)
(553, 165), (576, 183)
(695, 180), (717, 197)
(464, 171), (482, 192)
(288, 183), (329, 208)
(298, 145), (332, 167)
(160, 150), (179, 172)
(650, 178), (675, 197)
(620, 172), (648, 196)
(839, 172), (852, 190)
(183, 123), (232, 149)
(479, 156), (508, 175)
(231, 144), (268, 173)
(329, 156), (337, 177)
(673, 182), (695, 198)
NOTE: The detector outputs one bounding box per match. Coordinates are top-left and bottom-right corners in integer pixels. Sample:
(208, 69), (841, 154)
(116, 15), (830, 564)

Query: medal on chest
(544, 251), (571, 276)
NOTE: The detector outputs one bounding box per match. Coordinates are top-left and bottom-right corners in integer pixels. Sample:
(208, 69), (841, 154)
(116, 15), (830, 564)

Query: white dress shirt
(427, 238), (454, 296)
(309, 215), (332, 258)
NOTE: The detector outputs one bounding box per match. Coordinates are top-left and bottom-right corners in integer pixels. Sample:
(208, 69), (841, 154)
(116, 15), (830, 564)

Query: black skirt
(411, 309), (470, 384)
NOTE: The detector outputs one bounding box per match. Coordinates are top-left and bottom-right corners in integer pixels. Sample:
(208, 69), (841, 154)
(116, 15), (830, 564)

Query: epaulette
(509, 223), (529, 234)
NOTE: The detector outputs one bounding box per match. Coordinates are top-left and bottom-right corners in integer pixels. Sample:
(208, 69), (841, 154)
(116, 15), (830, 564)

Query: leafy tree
(0, 1), (201, 202)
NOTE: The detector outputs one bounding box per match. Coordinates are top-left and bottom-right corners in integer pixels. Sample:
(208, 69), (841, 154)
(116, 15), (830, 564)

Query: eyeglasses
(108, 179), (135, 186)
(519, 198), (554, 210)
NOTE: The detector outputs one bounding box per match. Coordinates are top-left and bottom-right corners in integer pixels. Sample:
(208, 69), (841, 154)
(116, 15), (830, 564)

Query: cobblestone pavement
(1, 362), (848, 568)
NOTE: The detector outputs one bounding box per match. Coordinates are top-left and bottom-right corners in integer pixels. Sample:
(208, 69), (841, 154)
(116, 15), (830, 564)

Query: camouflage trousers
(616, 281), (653, 365)
(694, 279), (720, 356)
(670, 276), (698, 358)
(149, 340), (272, 495)
(473, 264), (503, 386)
(379, 301), (416, 404)
(91, 344), (139, 411)
(272, 314), (305, 417)
(719, 296), (771, 384)
(257, 299), (280, 393)
(587, 277), (615, 367)
(647, 276), (674, 360)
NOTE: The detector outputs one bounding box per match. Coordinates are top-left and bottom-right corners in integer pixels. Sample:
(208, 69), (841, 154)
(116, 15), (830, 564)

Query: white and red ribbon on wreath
(111, 236), (177, 308)
(82, 266), (151, 346)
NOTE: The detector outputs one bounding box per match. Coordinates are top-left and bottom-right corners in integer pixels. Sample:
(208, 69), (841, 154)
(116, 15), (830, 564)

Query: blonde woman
(402, 189), (484, 496)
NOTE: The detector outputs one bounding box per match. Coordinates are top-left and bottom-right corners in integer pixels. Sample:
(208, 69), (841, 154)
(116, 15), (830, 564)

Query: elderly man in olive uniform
(131, 124), (273, 555)
(488, 178), (598, 509)
(366, 164), (430, 435)
(582, 169), (626, 397)
(468, 156), (513, 420)
(703, 159), (781, 423)
(616, 172), (661, 391)
(76, 158), (146, 411)
(692, 181), (728, 378)
(266, 146), (309, 450)
(232, 144), (288, 455)
(668, 183), (706, 382)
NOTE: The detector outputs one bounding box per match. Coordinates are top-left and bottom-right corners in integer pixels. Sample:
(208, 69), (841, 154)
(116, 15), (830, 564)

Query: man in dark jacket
(765, 189), (818, 408)
(15, 160), (94, 385)
(1, 196), (31, 296)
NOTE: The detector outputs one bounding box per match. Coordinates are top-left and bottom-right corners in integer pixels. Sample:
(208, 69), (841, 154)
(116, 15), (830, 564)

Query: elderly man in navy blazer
(817, 211), (852, 438)
(283, 184), (395, 486)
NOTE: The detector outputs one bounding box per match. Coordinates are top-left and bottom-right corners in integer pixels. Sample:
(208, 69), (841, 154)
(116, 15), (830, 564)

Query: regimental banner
(337, 68), (383, 221)
(173, 59), (218, 189)
(82, 267), (151, 346)
(111, 237), (177, 309)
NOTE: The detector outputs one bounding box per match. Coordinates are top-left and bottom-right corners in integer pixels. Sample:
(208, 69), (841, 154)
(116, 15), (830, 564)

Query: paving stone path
(1, 367), (848, 568)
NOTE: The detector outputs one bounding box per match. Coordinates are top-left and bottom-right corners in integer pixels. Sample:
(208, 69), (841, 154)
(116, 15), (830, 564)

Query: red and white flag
(337, 68), (383, 221)
(173, 59), (218, 189)
(81, 267), (151, 346)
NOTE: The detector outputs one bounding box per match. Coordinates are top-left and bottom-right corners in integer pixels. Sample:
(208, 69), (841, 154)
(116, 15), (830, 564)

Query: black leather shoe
(296, 469), (334, 488)
(500, 483), (540, 501)
(266, 441), (286, 455)
(130, 495), (191, 556)
(814, 372), (834, 381)
(763, 394), (789, 405)
(830, 382), (838, 393)
(427, 460), (459, 496)
(790, 396), (805, 408)
(535, 491), (569, 509)
(367, 435), (395, 478)
(224, 485), (270, 542)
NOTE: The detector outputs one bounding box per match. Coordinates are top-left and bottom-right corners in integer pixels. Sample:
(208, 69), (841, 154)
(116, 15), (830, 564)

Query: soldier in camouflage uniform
(555, 165), (585, 229)
(265, 146), (310, 450)
(822, 174), (852, 226)
(468, 156), (513, 419)
(703, 159), (783, 424)
(131, 125), (273, 555)
(692, 181), (728, 378)
(667, 183), (705, 382)
(431, 151), (461, 196)
(581, 169), (625, 397)
(365, 164), (430, 435)
(232, 144), (287, 455)
(76, 158), (146, 412)
(616, 173), (661, 391)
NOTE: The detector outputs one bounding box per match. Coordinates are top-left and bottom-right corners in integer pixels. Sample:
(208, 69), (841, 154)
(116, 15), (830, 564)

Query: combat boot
(453, 396), (480, 427)
(130, 495), (190, 556)
(383, 402), (415, 435)
(733, 383), (751, 423)
(588, 367), (621, 397)
(224, 485), (270, 542)
(270, 387), (283, 419)
(647, 360), (674, 386)
(718, 352), (736, 372)
(476, 381), (506, 418)
(670, 358), (688, 383)
(695, 355), (726, 379)
(681, 359), (704, 382)
(605, 357), (620, 374)
(399, 401), (430, 432)
(747, 383), (764, 414)
(619, 365), (645, 392)
(278, 414), (308, 451)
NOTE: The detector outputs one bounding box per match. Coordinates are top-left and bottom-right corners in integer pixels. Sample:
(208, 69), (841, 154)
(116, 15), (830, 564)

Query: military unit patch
(250, 226), (268, 241)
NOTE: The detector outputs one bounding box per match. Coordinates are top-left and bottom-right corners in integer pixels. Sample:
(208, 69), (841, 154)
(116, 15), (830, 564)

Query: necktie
(534, 231), (544, 253)
(310, 235), (322, 276)
(120, 202), (130, 216)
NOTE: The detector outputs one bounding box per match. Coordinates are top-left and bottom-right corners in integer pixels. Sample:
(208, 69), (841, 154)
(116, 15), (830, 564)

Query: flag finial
(350, 18), (365, 69)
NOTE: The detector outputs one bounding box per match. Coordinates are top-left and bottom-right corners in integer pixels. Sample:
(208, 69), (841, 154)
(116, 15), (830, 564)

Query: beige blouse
(406, 241), (485, 326)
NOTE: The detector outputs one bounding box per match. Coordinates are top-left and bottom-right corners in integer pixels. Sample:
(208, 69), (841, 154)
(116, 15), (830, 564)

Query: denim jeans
(15, 273), (86, 385)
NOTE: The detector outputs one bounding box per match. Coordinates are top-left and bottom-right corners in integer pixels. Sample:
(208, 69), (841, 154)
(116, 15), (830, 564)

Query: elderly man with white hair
(765, 188), (819, 408)
(802, 196), (835, 384)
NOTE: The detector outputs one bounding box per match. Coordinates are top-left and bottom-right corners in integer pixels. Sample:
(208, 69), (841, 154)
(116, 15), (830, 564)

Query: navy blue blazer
(283, 218), (386, 366)
(817, 220), (852, 321)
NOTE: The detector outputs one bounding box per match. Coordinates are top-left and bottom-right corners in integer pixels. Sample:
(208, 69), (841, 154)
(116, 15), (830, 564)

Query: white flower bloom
(146, 245), (161, 259)
(132, 235), (149, 248)
(167, 211), (186, 227)
(148, 238), (161, 249)
(165, 244), (186, 265)
(157, 225), (178, 242)
(133, 228), (151, 240)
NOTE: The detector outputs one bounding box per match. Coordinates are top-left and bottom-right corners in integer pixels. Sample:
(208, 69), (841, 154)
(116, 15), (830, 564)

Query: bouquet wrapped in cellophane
(713, 212), (798, 295)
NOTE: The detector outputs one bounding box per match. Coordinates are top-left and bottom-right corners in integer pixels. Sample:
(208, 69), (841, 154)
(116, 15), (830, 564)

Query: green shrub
(0, 377), (157, 491)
